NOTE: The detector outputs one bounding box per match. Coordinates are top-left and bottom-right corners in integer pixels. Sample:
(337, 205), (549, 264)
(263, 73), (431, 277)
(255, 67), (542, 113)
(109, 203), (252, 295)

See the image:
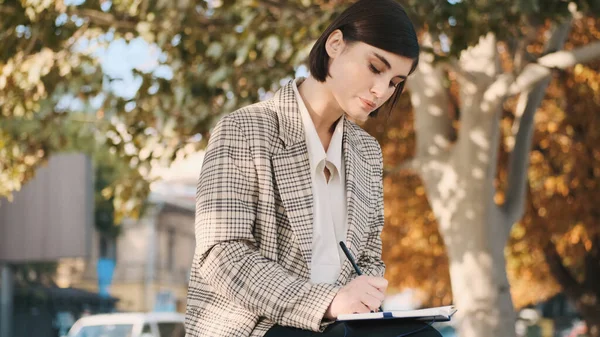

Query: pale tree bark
(503, 20), (573, 228)
(445, 32), (516, 337)
(406, 37), (454, 161)
(400, 15), (600, 337)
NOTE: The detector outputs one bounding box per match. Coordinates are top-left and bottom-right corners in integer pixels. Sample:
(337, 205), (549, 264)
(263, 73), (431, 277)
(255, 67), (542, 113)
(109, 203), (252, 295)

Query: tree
(397, 18), (600, 337)
(366, 10), (600, 337)
(368, 10), (594, 335)
(535, 56), (600, 334)
(1, 0), (333, 220)
(504, 18), (600, 334)
(2, 1), (600, 336)
(368, 17), (600, 335)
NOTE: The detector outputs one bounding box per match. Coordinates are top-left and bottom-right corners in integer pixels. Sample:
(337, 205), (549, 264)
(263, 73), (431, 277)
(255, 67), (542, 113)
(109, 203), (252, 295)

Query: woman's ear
(325, 29), (346, 59)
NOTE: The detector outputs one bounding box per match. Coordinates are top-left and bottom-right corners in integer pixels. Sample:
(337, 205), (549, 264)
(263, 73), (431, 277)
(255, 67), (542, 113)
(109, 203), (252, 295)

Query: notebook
(337, 305), (457, 322)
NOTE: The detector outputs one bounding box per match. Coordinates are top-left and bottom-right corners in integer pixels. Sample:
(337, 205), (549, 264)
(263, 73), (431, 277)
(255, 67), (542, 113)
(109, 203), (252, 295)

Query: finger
(366, 276), (388, 290)
(352, 302), (372, 314)
(360, 293), (382, 312)
(366, 287), (385, 302)
(360, 281), (384, 296)
(354, 279), (385, 301)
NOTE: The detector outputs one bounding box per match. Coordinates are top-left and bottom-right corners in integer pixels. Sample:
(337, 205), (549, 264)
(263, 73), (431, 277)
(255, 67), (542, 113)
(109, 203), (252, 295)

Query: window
(141, 324), (153, 335)
(157, 322), (185, 337)
(69, 324), (133, 337)
(99, 234), (117, 260)
(167, 228), (176, 271)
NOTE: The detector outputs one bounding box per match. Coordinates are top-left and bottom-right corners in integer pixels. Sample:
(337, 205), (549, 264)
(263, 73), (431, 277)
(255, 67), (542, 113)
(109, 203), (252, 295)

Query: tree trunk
(408, 33), (518, 337)
(443, 188), (516, 337)
(403, 20), (600, 337)
(417, 156), (516, 337)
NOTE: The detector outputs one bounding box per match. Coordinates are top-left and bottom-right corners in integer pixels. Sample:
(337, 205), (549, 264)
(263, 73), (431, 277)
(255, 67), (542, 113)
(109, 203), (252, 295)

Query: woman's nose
(370, 78), (389, 99)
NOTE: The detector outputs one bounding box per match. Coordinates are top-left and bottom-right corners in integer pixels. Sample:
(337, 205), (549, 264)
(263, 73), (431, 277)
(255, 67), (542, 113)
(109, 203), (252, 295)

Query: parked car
(66, 312), (185, 337)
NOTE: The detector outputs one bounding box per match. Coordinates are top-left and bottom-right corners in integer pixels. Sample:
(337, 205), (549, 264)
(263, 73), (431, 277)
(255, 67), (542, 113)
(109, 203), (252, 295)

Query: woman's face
(324, 30), (414, 123)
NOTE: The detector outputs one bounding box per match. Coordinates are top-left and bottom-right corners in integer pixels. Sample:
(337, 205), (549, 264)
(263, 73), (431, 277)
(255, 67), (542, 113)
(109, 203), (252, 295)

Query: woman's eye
(370, 63), (402, 88)
(369, 64), (381, 74)
(390, 79), (405, 88)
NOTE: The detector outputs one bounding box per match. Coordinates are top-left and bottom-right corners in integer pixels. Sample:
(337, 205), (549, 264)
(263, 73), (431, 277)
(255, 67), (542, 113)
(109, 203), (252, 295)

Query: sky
(60, 2), (310, 201)
(56, 0), (450, 205)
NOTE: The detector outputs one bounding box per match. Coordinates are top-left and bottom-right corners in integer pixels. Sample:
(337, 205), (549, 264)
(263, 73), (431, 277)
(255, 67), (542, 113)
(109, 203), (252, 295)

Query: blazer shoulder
(347, 120), (383, 162)
(218, 99), (280, 145)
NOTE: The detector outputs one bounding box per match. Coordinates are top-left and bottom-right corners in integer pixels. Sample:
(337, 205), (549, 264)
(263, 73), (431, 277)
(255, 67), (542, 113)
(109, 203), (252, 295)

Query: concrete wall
(0, 153), (93, 262)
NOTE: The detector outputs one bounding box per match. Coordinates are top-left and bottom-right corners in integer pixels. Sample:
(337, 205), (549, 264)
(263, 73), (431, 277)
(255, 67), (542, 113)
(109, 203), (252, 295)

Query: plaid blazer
(185, 79), (386, 337)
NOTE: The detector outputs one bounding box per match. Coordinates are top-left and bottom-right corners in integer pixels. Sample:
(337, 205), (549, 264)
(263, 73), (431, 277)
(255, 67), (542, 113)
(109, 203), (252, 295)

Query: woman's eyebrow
(372, 52), (408, 79)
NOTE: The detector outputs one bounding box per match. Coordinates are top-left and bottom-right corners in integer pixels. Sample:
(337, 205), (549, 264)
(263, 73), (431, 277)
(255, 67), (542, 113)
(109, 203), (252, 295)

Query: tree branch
(508, 41), (600, 95)
(139, 0), (149, 19)
(485, 38), (600, 102)
(252, 0), (312, 20)
(23, 29), (39, 56)
(66, 6), (226, 35)
(455, 32), (501, 147)
(512, 38), (529, 75)
(407, 36), (454, 161)
(68, 8), (139, 30)
(510, 16), (546, 75)
(258, 0), (304, 11)
(503, 20), (572, 226)
(0, 5), (16, 15)
(441, 58), (477, 84)
(454, 33), (503, 194)
(420, 44), (477, 89)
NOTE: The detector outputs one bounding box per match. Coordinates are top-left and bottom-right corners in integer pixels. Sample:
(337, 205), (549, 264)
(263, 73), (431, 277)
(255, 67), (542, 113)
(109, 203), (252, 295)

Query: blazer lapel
(270, 80), (374, 281)
(271, 80), (314, 268)
(338, 119), (372, 283)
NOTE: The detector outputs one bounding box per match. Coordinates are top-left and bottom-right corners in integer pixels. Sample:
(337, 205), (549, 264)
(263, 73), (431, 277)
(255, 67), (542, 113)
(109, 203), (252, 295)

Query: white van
(66, 312), (185, 337)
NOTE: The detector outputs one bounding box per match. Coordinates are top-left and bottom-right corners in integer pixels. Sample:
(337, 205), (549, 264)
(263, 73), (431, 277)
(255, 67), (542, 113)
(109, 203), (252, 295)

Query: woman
(186, 0), (440, 336)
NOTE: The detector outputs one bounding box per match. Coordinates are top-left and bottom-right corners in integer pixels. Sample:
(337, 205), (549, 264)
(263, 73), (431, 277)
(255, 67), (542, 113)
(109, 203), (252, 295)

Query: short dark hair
(308, 0), (419, 117)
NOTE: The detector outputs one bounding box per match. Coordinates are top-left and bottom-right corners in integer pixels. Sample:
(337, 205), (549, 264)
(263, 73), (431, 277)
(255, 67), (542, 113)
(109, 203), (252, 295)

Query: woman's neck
(297, 76), (344, 136)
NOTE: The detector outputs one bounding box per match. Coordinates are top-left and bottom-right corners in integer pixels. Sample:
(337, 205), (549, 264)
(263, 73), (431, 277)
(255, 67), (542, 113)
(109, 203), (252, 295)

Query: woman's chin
(344, 108), (371, 124)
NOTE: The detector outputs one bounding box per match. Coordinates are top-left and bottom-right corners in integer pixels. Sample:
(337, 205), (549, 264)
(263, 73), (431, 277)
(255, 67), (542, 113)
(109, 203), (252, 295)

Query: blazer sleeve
(355, 145), (386, 278)
(194, 115), (339, 331)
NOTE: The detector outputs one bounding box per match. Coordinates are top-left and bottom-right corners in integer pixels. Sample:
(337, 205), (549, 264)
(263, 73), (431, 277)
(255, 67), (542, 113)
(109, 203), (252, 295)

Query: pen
(339, 241), (384, 312)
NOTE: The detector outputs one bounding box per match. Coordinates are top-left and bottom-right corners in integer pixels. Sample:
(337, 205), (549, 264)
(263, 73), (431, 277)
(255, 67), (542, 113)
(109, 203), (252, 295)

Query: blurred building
(57, 151), (202, 313)
(0, 153), (102, 337)
(59, 201), (194, 313)
(0, 153), (93, 263)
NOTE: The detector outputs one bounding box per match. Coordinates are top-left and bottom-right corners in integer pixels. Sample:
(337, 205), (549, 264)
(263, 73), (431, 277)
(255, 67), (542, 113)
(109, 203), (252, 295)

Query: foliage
(12, 262), (59, 287)
(505, 16), (600, 309)
(364, 16), (600, 311)
(2, 0), (600, 321)
(3, 0), (600, 220)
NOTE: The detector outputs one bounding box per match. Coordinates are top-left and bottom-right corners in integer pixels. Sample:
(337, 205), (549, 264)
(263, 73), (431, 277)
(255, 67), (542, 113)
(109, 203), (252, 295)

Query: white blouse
(292, 78), (348, 284)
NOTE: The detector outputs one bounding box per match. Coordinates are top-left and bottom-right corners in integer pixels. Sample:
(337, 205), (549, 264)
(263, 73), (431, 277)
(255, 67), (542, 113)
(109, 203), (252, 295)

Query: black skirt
(264, 320), (443, 337)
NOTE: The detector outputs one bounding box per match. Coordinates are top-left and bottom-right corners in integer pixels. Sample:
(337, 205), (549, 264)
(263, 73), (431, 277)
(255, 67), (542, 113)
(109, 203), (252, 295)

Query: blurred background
(1, 0), (599, 337)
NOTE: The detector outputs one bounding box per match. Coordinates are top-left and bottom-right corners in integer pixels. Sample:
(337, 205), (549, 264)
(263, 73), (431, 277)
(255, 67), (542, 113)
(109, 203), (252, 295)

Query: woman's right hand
(324, 275), (387, 320)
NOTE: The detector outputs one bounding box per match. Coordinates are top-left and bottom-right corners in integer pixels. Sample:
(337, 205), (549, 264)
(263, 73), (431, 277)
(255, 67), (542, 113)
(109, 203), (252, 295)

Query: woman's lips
(359, 97), (376, 110)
